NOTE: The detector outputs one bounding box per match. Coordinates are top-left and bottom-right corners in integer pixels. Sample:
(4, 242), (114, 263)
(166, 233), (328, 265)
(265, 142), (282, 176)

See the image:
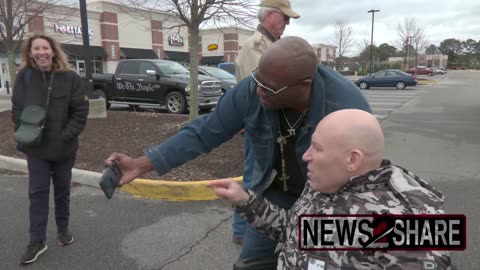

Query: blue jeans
(233, 135), (254, 237)
(238, 187), (297, 260)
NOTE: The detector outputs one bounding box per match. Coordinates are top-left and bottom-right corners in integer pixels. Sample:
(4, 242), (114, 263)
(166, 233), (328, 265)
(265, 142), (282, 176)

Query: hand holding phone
(99, 160), (122, 199)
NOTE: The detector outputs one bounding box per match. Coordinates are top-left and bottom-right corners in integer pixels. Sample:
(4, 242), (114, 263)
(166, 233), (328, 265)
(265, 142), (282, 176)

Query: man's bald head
(322, 109), (384, 156)
(259, 36), (317, 83)
(302, 109), (384, 193)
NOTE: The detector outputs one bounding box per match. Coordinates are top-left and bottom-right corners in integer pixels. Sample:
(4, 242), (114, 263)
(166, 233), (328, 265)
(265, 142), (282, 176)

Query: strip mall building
(0, 0), (336, 92)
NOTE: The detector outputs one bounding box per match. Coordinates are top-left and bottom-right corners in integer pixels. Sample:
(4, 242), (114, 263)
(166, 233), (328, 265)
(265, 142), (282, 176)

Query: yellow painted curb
(120, 176), (243, 201)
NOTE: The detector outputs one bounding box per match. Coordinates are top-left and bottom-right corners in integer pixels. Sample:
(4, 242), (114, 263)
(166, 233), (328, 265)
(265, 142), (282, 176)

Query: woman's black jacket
(11, 67), (89, 161)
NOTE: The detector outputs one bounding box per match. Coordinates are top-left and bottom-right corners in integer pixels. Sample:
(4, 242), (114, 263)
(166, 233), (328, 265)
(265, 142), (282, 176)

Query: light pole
(368, 9), (380, 75)
(79, 0), (93, 98)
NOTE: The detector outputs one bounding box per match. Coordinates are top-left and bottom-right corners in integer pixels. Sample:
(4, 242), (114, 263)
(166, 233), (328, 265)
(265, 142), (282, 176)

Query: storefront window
(67, 55), (103, 74)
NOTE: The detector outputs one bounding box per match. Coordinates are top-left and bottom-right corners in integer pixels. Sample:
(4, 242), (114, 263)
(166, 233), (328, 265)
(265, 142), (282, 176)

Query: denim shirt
(144, 65), (371, 193)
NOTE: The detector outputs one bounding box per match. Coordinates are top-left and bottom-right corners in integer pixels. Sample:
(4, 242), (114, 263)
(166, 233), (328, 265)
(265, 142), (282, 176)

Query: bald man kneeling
(209, 109), (452, 269)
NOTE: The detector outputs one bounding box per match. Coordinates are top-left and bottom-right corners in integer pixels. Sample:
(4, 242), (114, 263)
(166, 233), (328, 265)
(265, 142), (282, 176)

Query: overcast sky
(276, 0), (480, 55)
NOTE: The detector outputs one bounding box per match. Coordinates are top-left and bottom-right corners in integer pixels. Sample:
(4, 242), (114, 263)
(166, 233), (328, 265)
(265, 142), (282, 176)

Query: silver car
(198, 66), (237, 93)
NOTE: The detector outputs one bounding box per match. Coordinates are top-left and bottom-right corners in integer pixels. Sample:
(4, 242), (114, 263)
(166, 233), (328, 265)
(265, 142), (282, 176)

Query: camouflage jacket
(238, 160), (452, 269)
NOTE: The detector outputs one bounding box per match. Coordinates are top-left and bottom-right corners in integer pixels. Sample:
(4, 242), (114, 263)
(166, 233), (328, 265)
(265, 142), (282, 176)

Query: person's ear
(300, 79), (312, 89)
(298, 79), (312, 94)
(346, 149), (363, 172)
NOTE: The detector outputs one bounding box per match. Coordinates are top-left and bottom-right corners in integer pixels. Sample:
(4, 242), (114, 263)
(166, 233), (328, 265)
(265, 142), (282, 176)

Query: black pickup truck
(88, 59), (223, 113)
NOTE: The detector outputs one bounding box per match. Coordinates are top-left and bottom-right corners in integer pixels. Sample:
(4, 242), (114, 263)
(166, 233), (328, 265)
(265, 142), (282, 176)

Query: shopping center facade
(0, 0), (336, 92)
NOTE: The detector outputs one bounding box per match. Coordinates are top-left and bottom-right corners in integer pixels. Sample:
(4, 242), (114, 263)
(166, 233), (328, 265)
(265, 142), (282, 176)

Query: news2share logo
(299, 214), (466, 250)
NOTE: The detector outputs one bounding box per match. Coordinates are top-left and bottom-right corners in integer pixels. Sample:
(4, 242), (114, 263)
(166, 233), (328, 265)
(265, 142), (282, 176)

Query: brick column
(100, 12), (119, 61)
(28, 16), (45, 34)
(151, 20), (163, 59)
(223, 33), (239, 62)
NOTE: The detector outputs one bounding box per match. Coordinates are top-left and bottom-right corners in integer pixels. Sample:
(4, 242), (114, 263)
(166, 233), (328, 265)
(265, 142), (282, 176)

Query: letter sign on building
(53, 23), (93, 38)
(207, 44), (218, 51)
(168, 33), (184, 47)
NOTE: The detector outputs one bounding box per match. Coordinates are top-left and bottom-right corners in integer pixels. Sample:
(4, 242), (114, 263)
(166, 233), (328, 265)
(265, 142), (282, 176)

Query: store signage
(53, 23), (93, 38)
(168, 33), (184, 46)
(207, 44), (218, 51)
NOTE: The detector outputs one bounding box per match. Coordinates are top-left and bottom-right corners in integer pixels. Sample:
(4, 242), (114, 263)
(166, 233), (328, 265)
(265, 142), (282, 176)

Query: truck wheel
(94, 90), (110, 110)
(165, 91), (187, 114)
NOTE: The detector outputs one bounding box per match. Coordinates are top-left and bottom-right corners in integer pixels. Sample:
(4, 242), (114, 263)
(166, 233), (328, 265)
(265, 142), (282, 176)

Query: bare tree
(411, 27), (429, 67)
(0, 0), (74, 89)
(355, 33), (372, 73)
(115, 0), (257, 120)
(331, 19), (355, 70)
(396, 17), (427, 70)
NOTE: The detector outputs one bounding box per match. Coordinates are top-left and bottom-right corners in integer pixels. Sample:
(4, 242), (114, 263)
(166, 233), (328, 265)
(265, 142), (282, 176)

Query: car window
(218, 63), (236, 75)
(398, 71), (411, 76)
(139, 62), (156, 75)
(118, 61), (140, 75)
(155, 60), (189, 75)
(201, 67), (236, 79)
(198, 70), (207, 75)
(374, 71), (386, 77)
(386, 71), (398, 77)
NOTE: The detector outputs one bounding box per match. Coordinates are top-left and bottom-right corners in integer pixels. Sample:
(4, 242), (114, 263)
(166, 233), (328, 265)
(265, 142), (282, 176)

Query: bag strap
(45, 72), (54, 109)
(21, 68), (54, 109)
(22, 67), (31, 96)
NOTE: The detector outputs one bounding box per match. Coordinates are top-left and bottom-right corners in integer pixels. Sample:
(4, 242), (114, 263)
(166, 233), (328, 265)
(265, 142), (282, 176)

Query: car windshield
(154, 61), (189, 75)
(201, 67), (236, 79)
(397, 71), (411, 76)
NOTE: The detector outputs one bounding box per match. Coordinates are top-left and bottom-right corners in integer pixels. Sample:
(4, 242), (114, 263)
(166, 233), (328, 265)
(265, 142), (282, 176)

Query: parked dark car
(198, 66), (237, 93)
(354, 70), (417, 90)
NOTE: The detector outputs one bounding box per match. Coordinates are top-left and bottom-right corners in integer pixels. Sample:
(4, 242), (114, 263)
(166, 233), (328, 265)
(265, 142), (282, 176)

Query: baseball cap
(260, 0), (300, 19)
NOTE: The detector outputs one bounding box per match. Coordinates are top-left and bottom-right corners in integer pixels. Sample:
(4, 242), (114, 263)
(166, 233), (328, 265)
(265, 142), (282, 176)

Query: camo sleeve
(237, 190), (291, 242)
(374, 250), (452, 270)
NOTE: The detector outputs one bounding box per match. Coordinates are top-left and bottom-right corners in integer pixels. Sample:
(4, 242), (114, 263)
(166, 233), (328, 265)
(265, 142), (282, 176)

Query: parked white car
(431, 67), (446, 75)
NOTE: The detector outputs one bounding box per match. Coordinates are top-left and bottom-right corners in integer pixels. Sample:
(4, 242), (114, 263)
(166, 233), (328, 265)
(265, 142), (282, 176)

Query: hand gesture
(105, 153), (149, 186)
(207, 179), (250, 206)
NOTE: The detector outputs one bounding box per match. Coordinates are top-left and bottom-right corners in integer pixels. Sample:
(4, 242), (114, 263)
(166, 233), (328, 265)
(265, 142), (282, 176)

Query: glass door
(77, 60), (86, 74)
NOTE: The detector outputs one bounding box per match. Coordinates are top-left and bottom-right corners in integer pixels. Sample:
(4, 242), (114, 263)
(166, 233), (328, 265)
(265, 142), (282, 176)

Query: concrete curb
(0, 155), (243, 201)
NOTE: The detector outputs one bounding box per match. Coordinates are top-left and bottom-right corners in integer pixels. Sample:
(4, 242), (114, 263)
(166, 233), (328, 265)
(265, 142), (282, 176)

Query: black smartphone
(99, 160), (122, 199)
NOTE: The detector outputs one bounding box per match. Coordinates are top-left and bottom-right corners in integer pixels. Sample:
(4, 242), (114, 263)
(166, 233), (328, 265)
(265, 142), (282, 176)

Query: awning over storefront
(120, 47), (158, 59)
(200, 55), (224, 65)
(61, 44), (108, 57)
(164, 50), (190, 62)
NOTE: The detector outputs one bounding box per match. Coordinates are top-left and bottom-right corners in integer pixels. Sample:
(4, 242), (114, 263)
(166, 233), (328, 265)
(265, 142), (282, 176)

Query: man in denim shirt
(106, 36), (371, 267)
(234, 0), (300, 246)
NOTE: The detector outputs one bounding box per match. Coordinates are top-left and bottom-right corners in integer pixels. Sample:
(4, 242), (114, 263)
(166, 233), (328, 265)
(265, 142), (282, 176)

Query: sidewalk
(0, 172), (242, 270)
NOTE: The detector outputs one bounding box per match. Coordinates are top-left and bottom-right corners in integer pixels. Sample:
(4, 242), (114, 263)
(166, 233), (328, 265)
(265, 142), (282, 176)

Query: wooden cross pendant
(277, 135), (288, 145)
(279, 173), (289, 191)
(287, 128), (296, 136)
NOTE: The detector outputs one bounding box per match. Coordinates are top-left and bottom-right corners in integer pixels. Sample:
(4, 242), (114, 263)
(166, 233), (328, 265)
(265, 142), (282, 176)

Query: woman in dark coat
(11, 34), (89, 265)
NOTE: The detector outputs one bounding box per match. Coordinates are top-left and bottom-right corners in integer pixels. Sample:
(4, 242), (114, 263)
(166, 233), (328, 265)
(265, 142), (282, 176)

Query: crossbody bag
(14, 70), (55, 146)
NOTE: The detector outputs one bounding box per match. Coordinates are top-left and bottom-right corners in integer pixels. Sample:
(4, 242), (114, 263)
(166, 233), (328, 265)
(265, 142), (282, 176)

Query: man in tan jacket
(235, 0), (300, 81)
